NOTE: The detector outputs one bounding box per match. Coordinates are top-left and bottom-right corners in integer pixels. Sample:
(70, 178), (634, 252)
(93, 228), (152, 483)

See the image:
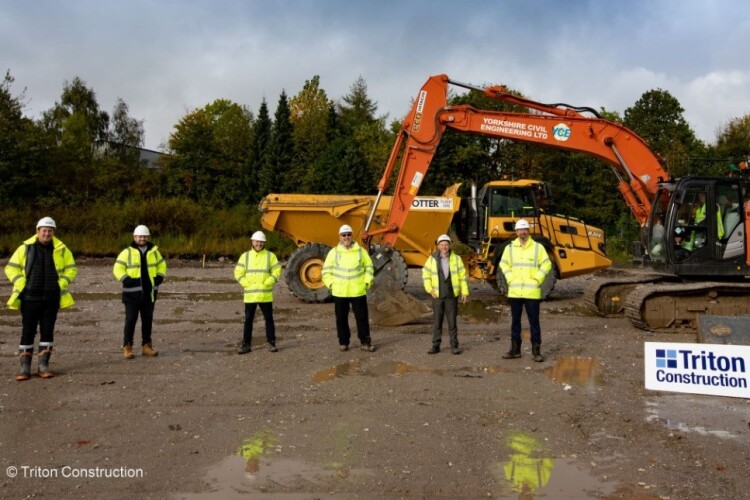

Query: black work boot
(502, 340), (522, 359)
(532, 344), (545, 362)
(237, 342), (252, 355)
(37, 349), (54, 378)
(16, 351), (33, 381)
(427, 345), (440, 354)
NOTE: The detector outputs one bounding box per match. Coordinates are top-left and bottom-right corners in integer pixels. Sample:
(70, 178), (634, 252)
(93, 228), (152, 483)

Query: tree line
(1, 69), (748, 259)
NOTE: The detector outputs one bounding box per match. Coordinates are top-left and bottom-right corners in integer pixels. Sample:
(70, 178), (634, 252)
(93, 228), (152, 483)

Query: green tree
(289, 75), (331, 190)
(163, 99), (253, 206)
(715, 115), (750, 173)
(262, 91), (294, 193)
(623, 89), (706, 177)
(250, 99), (272, 199)
(0, 70), (53, 208)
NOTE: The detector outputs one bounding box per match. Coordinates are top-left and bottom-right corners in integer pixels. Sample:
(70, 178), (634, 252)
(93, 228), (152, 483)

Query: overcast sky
(2, 0), (749, 150)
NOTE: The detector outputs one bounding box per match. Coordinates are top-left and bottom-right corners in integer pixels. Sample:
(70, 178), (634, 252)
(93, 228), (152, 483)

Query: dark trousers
(333, 295), (370, 346)
(20, 299), (59, 347)
(432, 297), (458, 348)
(123, 301), (155, 346)
(509, 298), (542, 345)
(243, 302), (275, 345)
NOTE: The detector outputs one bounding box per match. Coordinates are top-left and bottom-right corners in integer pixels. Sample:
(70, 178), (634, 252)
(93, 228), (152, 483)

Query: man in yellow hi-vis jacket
(5, 217), (77, 381)
(113, 225), (167, 359)
(234, 231), (281, 354)
(499, 219), (552, 362)
(422, 234), (469, 355)
(322, 224), (375, 352)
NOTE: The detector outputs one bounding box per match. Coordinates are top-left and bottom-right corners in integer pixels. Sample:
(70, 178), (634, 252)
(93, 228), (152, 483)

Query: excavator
(362, 74), (750, 333)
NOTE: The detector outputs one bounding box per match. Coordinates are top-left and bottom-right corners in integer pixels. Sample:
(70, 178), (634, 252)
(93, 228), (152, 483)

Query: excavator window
(489, 189), (536, 217)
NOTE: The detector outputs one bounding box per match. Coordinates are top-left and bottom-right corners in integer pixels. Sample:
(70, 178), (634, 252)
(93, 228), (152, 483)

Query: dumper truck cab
(455, 179), (611, 297)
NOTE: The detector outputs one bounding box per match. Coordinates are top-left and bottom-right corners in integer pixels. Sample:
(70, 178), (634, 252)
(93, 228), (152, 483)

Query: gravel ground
(1, 259), (749, 499)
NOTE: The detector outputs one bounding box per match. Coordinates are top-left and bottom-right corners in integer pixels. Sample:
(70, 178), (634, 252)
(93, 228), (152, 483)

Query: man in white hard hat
(5, 217), (77, 381)
(499, 219), (551, 362)
(322, 224), (375, 352)
(234, 230), (281, 354)
(422, 234), (469, 354)
(113, 225), (167, 359)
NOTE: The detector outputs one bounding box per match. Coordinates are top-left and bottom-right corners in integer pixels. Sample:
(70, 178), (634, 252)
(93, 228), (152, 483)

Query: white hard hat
(437, 234), (451, 244)
(339, 224), (353, 235)
(514, 219), (530, 230)
(251, 231), (266, 242)
(37, 217), (56, 229)
(133, 225), (150, 236)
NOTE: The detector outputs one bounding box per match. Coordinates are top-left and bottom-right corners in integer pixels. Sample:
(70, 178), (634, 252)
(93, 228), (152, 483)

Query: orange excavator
(363, 74), (750, 332)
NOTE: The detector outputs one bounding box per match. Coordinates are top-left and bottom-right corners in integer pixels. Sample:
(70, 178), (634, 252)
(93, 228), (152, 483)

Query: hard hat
(339, 224), (353, 235)
(514, 219), (530, 230)
(133, 225), (150, 236)
(437, 234), (451, 244)
(251, 231), (266, 242)
(674, 227), (685, 236)
(36, 216), (56, 229)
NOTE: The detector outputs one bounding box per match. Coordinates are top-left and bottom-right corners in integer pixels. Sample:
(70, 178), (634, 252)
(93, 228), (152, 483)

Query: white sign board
(645, 342), (750, 398)
(411, 197), (454, 211)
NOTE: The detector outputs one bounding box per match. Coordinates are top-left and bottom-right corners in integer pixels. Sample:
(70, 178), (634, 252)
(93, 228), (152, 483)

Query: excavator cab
(646, 177), (748, 277)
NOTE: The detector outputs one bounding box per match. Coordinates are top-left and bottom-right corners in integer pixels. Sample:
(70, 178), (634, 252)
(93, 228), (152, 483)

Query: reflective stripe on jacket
(422, 251), (469, 297)
(4, 236), (78, 310)
(113, 245), (167, 302)
(234, 249), (281, 303)
(322, 242), (373, 298)
(499, 238), (551, 299)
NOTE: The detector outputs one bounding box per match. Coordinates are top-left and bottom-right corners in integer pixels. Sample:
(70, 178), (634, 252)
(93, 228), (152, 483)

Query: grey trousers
(432, 296), (458, 348)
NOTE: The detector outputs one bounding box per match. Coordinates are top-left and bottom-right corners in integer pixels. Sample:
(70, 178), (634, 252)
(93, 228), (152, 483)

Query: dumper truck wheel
(370, 245), (409, 291)
(285, 243), (332, 303)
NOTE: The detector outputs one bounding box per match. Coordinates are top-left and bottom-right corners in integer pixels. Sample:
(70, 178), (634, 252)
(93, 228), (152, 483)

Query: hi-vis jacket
(4, 236), (78, 310)
(499, 238), (551, 300)
(322, 242), (374, 298)
(113, 243), (167, 303)
(422, 251), (469, 298)
(234, 248), (281, 303)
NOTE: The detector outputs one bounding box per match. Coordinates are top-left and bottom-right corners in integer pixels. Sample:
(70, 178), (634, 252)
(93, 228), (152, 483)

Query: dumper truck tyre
(285, 243), (332, 303)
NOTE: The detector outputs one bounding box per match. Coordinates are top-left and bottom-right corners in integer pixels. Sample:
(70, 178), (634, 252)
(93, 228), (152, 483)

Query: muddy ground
(1, 259), (749, 499)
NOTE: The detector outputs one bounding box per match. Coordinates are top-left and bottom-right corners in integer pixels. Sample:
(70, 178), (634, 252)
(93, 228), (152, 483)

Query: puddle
(548, 303), (600, 316)
(178, 431), (374, 498)
(544, 356), (604, 389)
(495, 432), (618, 497)
(644, 397), (746, 440)
(459, 300), (502, 323)
(311, 361), (508, 384)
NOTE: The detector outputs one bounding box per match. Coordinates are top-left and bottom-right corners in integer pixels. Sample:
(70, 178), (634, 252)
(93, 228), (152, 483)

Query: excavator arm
(362, 74), (670, 248)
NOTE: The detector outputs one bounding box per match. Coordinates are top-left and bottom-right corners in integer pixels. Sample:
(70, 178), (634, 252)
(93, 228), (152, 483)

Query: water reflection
(543, 357), (603, 390)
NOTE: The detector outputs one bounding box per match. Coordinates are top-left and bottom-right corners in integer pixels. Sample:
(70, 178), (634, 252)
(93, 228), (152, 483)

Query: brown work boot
(123, 345), (135, 360)
(142, 342), (158, 357)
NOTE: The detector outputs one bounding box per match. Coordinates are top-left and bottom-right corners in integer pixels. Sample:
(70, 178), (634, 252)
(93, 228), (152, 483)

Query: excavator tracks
(583, 274), (666, 316)
(624, 281), (750, 333)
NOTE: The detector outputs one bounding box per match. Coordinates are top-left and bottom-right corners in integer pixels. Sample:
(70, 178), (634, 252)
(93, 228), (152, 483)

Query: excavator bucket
(368, 272), (431, 327)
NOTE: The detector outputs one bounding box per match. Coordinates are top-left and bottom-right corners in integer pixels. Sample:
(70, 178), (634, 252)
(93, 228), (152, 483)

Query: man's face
(437, 241), (451, 253)
(37, 226), (54, 244)
(252, 240), (264, 251)
(516, 228), (529, 240)
(340, 231), (353, 247)
(133, 235), (149, 246)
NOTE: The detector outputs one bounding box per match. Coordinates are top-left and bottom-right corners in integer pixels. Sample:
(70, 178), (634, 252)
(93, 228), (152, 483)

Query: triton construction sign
(645, 342), (750, 398)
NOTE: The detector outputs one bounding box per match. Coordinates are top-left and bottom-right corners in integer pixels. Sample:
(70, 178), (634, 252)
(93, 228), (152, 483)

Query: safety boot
(502, 340), (522, 359)
(16, 351), (33, 381)
(532, 344), (545, 363)
(123, 345), (135, 360)
(37, 349), (54, 378)
(237, 343), (252, 355)
(142, 342), (158, 357)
